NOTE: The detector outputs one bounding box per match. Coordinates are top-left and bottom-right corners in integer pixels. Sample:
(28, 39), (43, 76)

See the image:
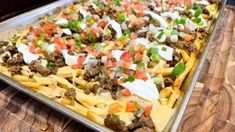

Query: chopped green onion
(134, 108), (144, 118)
(119, 35), (126, 41)
(157, 32), (164, 39)
(118, 12), (126, 22)
(172, 62), (186, 76)
(114, 0), (121, 6)
(150, 54), (160, 62)
(94, 0), (102, 8)
(171, 30), (179, 35)
(162, 47), (167, 51)
(111, 114), (120, 120)
(46, 61), (55, 68)
(134, 61), (145, 68)
(192, 3), (199, 9)
(86, 33), (92, 41)
(39, 33), (45, 40)
(180, 16), (187, 24)
(68, 20), (80, 30)
(152, 77), (162, 84)
(147, 47), (158, 57)
(123, 30), (131, 38)
(126, 76), (135, 82)
(192, 17), (202, 24)
(36, 40), (44, 47)
(195, 7), (203, 17)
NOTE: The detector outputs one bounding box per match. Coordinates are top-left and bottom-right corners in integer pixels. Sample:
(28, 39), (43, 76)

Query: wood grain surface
(0, 5), (235, 132)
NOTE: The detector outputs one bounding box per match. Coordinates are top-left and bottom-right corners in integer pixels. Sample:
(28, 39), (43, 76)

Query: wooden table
(0, 5), (235, 132)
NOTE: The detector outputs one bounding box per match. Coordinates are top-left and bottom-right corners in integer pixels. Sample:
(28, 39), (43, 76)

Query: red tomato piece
(144, 105), (153, 117)
(131, 33), (137, 40)
(121, 89), (132, 96)
(104, 60), (116, 68)
(72, 56), (86, 69)
(120, 52), (132, 62)
(134, 68), (148, 81)
(99, 21), (106, 29)
(125, 101), (138, 112)
(29, 45), (36, 54)
(83, 46), (93, 53)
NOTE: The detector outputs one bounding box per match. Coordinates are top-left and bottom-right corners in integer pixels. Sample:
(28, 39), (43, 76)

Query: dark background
(0, 0), (234, 22)
(0, 0), (56, 21)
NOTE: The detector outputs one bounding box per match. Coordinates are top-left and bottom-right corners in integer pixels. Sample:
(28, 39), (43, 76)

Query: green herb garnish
(126, 76), (135, 82)
(114, 0), (121, 6)
(157, 32), (164, 39)
(162, 47), (167, 51)
(46, 61), (55, 68)
(134, 61), (145, 68)
(150, 54), (160, 62)
(118, 12), (126, 22)
(152, 77), (162, 84)
(112, 114), (120, 120)
(172, 62), (186, 76)
(147, 47), (158, 57)
(36, 40), (44, 47)
(94, 0), (102, 8)
(39, 33), (45, 40)
(195, 7), (203, 17)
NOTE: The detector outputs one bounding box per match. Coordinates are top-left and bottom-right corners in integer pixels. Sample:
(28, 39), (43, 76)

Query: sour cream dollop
(61, 50), (78, 66)
(108, 20), (123, 38)
(16, 43), (39, 64)
(121, 73), (159, 101)
(144, 10), (168, 28)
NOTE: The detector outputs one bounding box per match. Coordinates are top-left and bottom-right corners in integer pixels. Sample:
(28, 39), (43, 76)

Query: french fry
(13, 75), (35, 82)
(87, 111), (104, 125)
(20, 82), (41, 89)
(57, 66), (82, 78)
(174, 53), (196, 89)
(33, 76), (56, 86)
(49, 75), (74, 89)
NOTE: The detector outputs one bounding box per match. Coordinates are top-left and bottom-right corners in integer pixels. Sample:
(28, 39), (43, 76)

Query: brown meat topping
(29, 60), (51, 76)
(104, 114), (128, 132)
(6, 53), (24, 66)
(45, 51), (65, 67)
(128, 115), (155, 131)
(9, 65), (22, 75)
(65, 88), (76, 99)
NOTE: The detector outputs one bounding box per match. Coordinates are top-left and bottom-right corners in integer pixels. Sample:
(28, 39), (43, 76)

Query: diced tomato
(90, 27), (100, 34)
(34, 48), (44, 54)
(121, 89), (132, 96)
(131, 33), (137, 40)
(30, 27), (42, 37)
(72, 56), (86, 69)
(81, 32), (87, 39)
(122, 61), (132, 69)
(99, 21), (106, 29)
(134, 68), (148, 81)
(29, 45), (36, 54)
(106, 53), (113, 59)
(144, 105), (153, 117)
(83, 46), (93, 53)
(104, 60), (116, 68)
(125, 101), (138, 112)
(108, 103), (122, 114)
(156, 1), (161, 7)
(135, 53), (143, 62)
(54, 38), (67, 51)
(99, 52), (106, 57)
(133, 5), (146, 11)
(120, 52), (132, 62)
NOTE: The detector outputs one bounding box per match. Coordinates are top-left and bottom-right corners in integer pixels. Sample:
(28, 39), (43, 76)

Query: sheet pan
(0, 0), (227, 131)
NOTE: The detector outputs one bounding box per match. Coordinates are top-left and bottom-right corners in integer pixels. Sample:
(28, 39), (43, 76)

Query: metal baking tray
(0, 0), (227, 131)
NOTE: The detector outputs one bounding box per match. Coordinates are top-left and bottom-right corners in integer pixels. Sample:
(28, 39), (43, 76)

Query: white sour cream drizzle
(108, 20), (123, 38)
(55, 18), (68, 26)
(16, 43), (39, 64)
(135, 38), (150, 48)
(155, 45), (174, 61)
(62, 28), (72, 35)
(143, 10), (168, 28)
(121, 73), (159, 101)
(111, 50), (124, 61)
(61, 50), (78, 65)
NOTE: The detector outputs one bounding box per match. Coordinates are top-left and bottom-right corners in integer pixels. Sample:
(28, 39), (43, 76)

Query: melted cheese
(150, 105), (176, 132)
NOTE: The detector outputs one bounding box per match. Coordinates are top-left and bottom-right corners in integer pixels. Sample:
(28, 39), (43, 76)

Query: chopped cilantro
(134, 108), (144, 117)
(172, 62), (186, 76)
